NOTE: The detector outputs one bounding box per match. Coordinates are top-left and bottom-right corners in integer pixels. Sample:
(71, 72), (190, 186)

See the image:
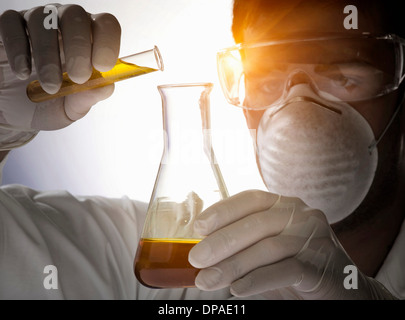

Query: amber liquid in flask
(135, 238), (200, 288)
(134, 83), (228, 288)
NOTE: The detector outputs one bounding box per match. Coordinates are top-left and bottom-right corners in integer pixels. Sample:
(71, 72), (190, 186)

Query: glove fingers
(58, 5), (92, 84)
(230, 257), (304, 297)
(189, 204), (294, 269)
(24, 6), (62, 94)
(193, 234), (299, 291)
(64, 84), (114, 121)
(30, 84), (114, 129)
(31, 97), (72, 130)
(90, 13), (121, 72)
(194, 190), (280, 236)
(0, 10), (31, 80)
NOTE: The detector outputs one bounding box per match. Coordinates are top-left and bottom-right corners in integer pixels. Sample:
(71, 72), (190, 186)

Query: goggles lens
(217, 35), (405, 109)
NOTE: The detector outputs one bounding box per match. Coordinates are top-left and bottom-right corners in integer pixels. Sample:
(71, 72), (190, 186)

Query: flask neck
(158, 83), (213, 161)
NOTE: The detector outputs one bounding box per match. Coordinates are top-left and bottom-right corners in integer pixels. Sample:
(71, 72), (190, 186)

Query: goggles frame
(217, 34), (405, 110)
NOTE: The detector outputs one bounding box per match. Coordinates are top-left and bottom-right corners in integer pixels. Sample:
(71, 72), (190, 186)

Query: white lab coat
(0, 156), (233, 299)
(0, 157), (403, 299)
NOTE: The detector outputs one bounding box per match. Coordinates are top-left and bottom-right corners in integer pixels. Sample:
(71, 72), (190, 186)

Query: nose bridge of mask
(283, 68), (320, 97)
(274, 74), (401, 154)
(280, 83), (404, 154)
(269, 84), (351, 120)
(260, 83), (378, 157)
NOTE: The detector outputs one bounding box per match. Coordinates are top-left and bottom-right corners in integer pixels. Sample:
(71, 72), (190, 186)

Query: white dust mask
(257, 84), (378, 223)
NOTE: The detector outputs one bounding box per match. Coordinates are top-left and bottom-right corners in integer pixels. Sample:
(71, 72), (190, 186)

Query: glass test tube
(26, 46), (164, 103)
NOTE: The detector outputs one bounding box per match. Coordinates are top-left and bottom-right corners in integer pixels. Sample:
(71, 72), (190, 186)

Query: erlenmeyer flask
(134, 83), (228, 288)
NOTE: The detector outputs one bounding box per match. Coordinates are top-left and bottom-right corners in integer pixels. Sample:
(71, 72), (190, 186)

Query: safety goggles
(217, 34), (405, 110)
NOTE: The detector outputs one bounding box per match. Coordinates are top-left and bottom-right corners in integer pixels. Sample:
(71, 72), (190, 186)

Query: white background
(0, 0), (266, 202)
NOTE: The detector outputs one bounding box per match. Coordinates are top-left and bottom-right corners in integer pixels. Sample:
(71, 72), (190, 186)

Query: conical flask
(134, 83), (228, 288)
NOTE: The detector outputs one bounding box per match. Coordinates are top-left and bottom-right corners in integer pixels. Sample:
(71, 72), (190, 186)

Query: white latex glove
(189, 190), (396, 300)
(0, 4), (121, 151)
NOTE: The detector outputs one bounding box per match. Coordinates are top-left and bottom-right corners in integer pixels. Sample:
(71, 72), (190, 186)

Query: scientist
(0, 0), (403, 299)
(189, 0), (405, 299)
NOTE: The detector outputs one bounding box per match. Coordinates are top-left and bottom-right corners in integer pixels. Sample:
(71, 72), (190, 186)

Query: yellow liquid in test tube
(27, 46), (163, 103)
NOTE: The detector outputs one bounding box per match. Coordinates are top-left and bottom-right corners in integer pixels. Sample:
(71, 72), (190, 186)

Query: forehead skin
(242, 0), (385, 42)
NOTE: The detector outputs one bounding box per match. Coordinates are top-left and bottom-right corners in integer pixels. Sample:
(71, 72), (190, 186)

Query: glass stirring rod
(26, 46), (164, 103)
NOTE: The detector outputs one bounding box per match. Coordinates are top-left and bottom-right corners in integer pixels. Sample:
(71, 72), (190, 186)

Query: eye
(330, 75), (356, 88)
(246, 72), (285, 92)
(262, 78), (284, 93)
(244, 72), (285, 108)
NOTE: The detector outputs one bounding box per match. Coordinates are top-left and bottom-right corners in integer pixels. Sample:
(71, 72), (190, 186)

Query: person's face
(240, 0), (405, 223)
(242, 1), (398, 137)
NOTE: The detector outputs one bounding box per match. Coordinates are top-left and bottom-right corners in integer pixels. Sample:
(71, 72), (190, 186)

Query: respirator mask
(217, 34), (405, 223)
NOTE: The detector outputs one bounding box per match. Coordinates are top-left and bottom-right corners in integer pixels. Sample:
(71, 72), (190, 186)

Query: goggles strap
(368, 94), (405, 154)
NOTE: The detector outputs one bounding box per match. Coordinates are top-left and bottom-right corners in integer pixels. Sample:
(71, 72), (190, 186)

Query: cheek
(351, 92), (398, 139)
(243, 109), (266, 178)
(243, 109), (266, 131)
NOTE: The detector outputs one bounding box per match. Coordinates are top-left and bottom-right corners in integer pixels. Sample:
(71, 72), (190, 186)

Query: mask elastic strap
(368, 94), (405, 154)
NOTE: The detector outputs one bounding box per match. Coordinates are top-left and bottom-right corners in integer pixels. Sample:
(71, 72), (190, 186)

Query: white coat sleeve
(0, 184), (147, 299)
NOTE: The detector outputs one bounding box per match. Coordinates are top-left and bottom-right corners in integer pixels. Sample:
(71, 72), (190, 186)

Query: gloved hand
(0, 4), (121, 151)
(189, 190), (396, 299)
